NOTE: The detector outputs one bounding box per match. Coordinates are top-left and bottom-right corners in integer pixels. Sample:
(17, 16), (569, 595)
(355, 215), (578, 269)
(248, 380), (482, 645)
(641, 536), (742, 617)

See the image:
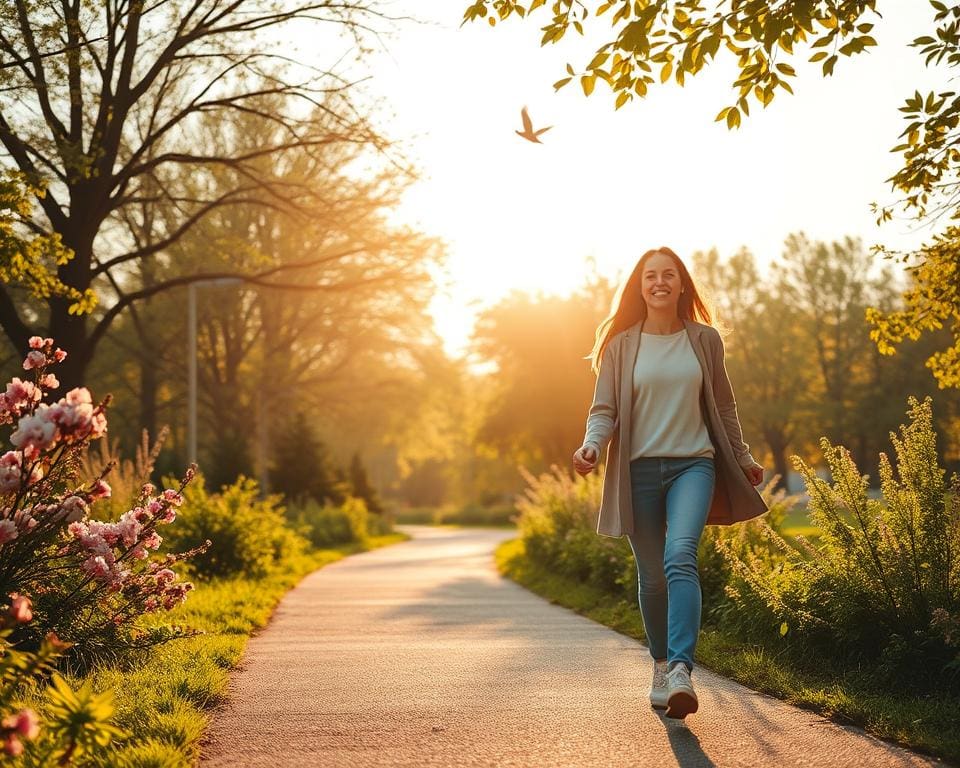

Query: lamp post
(187, 277), (243, 466)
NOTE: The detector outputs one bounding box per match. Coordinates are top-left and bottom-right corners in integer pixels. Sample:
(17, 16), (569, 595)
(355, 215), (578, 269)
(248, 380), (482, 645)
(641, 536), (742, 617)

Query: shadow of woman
(657, 713), (717, 768)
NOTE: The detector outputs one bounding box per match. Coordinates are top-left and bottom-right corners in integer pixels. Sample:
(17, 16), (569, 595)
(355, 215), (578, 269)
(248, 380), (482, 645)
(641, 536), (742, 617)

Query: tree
(0, 0), (410, 388)
(693, 247), (810, 488)
(461, 0), (960, 386)
(471, 276), (613, 472)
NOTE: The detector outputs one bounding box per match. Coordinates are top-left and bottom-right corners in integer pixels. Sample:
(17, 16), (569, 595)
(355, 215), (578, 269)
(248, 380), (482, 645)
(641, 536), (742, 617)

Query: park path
(198, 525), (948, 767)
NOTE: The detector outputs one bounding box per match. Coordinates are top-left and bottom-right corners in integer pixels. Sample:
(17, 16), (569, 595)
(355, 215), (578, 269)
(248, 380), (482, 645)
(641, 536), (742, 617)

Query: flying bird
(515, 106), (552, 143)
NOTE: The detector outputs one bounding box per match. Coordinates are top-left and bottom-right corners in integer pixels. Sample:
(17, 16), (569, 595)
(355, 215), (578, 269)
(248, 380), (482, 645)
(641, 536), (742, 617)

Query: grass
(20, 532), (408, 768)
(495, 536), (960, 764)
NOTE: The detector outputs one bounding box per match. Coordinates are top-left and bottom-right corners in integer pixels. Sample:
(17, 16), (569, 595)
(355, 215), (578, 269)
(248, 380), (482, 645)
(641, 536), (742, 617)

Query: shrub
(0, 337), (207, 672)
(285, 497), (371, 548)
(721, 397), (960, 687)
(513, 465), (635, 596)
(162, 475), (307, 579)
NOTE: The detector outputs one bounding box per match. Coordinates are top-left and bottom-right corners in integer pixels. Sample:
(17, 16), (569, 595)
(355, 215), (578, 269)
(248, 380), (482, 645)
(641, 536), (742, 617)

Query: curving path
(198, 525), (948, 767)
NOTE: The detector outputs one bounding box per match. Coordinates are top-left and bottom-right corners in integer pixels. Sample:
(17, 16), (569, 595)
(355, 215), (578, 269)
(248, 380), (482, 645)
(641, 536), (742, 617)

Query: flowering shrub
(0, 592), (127, 765)
(0, 337), (209, 671)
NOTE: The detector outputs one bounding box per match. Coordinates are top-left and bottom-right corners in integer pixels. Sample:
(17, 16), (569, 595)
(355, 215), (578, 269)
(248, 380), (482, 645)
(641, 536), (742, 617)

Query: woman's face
(640, 252), (683, 314)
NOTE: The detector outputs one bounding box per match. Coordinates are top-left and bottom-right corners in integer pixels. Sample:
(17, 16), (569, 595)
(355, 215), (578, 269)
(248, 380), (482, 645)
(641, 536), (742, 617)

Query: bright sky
(336, 2), (946, 356)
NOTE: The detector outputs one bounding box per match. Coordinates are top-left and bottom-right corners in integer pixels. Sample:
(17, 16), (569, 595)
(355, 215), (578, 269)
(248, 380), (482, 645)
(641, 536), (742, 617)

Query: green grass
(21, 532), (409, 768)
(495, 537), (960, 764)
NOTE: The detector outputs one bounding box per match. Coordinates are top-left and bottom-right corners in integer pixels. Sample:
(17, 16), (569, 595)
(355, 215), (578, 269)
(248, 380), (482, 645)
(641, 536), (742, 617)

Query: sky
(324, 1), (947, 356)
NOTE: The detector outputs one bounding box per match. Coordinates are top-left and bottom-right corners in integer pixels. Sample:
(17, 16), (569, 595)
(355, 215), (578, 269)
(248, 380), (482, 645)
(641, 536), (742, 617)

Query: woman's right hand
(572, 444), (598, 476)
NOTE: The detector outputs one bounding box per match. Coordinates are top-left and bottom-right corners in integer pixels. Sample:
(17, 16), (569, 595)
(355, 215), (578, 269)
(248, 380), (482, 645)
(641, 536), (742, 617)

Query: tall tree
(471, 276), (613, 472)
(462, 0), (960, 386)
(0, 0), (407, 387)
(693, 247), (809, 487)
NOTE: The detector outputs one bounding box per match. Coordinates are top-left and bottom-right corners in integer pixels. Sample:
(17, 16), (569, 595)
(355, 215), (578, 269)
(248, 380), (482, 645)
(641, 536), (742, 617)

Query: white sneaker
(665, 663), (698, 719)
(649, 659), (669, 710)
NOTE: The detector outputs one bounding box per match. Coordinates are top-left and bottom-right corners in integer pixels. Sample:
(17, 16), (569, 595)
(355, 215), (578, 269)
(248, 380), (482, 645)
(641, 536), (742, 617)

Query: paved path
(198, 526), (948, 767)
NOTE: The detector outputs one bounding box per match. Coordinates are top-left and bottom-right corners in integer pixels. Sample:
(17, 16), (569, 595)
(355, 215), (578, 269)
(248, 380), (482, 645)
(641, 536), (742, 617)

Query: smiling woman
(572, 245), (767, 720)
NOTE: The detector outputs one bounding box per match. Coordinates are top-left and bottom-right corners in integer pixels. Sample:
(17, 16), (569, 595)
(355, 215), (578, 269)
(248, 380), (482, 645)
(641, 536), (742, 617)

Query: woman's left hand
(742, 463), (764, 487)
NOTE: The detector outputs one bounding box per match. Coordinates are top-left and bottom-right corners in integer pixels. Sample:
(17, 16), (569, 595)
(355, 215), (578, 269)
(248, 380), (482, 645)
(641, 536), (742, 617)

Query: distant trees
(697, 234), (960, 486)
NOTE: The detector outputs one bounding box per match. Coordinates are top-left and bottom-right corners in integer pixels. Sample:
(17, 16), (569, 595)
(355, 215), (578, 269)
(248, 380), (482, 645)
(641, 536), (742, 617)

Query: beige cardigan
(583, 318), (768, 537)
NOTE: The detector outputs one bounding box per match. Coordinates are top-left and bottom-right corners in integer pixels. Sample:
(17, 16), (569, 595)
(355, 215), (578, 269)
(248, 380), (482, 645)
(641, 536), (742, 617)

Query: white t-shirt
(630, 329), (715, 462)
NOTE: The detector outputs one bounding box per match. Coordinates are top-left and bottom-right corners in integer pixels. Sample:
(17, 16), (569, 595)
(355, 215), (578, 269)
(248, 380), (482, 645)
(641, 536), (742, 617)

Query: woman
(571, 246), (767, 720)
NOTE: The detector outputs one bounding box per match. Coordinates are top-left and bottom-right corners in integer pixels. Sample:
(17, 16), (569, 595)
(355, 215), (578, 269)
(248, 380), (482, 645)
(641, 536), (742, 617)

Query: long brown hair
(588, 246), (712, 374)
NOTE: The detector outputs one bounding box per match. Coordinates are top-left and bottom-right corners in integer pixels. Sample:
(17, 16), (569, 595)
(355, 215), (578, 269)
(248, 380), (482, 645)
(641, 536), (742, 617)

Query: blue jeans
(625, 456), (715, 672)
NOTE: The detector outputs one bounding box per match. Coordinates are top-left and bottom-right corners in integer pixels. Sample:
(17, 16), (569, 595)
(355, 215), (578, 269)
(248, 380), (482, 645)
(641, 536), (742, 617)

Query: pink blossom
(155, 568), (176, 585)
(3, 378), (41, 413)
(60, 496), (88, 523)
(0, 451), (23, 492)
(12, 509), (37, 531)
(40, 373), (59, 390)
(0, 519), (18, 545)
(13, 708), (40, 739)
(10, 408), (57, 452)
(144, 596), (159, 611)
(141, 483), (156, 496)
(142, 530), (162, 550)
(81, 555), (111, 579)
(90, 479), (111, 499)
(147, 499), (162, 515)
(7, 593), (32, 623)
(3, 733), (23, 756)
(27, 336), (44, 350)
(53, 348), (66, 362)
(22, 350), (45, 370)
(162, 489), (183, 507)
(117, 510), (142, 546)
(160, 507), (177, 524)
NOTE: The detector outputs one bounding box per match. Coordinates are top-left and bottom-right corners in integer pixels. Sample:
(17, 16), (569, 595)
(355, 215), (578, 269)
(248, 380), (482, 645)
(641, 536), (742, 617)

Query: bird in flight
(515, 106), (552, 143)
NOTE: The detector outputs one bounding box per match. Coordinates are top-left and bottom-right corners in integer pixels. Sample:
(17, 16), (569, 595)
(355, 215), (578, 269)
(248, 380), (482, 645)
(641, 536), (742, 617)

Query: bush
(514, 465), (635, 596)
(0, 337), (207, 672)
(163, 475), (307, 579)
(285, 496), (371, 548)
(722, 397), (960, 688)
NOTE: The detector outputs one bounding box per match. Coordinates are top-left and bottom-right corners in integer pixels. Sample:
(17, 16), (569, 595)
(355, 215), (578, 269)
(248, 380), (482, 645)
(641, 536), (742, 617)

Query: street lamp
(187, 277), (243, 465)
